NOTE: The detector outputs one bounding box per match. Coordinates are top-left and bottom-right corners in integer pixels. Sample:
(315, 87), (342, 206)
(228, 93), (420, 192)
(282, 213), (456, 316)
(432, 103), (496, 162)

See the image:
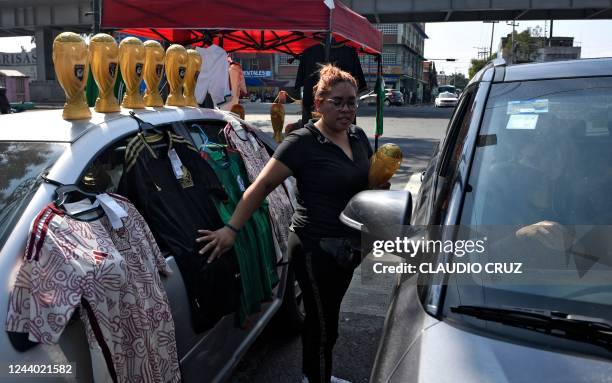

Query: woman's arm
(197, 158), (293, 263)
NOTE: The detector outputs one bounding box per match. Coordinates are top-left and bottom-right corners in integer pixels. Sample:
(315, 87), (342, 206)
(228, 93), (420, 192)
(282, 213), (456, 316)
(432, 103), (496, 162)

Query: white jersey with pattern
(6, 194), (181, 383)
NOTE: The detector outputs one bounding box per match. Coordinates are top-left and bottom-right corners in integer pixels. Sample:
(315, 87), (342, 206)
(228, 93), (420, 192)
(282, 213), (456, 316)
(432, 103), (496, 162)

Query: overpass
(0, 0), (610, 89)
(348, 0), (612, 23)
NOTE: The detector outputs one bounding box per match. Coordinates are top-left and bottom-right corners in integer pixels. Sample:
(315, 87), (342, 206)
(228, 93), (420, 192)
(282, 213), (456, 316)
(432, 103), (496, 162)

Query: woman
(198, 64), (383, 383)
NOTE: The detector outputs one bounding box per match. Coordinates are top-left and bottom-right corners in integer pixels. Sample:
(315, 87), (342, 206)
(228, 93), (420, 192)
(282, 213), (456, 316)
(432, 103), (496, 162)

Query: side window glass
(184, 120), (229, 148)
(78, 135), (136, 193)
(439, 87), (477, 178)
(432, 86), (478, 223)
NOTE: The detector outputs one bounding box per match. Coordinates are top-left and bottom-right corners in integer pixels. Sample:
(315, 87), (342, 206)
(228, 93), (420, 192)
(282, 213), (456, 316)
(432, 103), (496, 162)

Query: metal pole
(489, 22), (495, 57)
(94, 0), (100, 34)
(549, 20), (553, 47)
(324, 7), (333, 61)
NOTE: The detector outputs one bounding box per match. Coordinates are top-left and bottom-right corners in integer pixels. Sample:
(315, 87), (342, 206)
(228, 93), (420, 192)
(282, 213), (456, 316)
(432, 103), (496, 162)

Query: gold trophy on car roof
(184, 49), (202, 107)
(53, 32), (91, 120)
(89, 33), (120, 113)
(143, 40), (165, 107)
(165, 44), (188, 107)
(119, 37), (146, 109)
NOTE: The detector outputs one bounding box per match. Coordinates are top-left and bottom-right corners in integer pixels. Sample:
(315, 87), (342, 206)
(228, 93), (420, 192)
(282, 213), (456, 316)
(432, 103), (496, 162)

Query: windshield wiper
(451, 305), (612, 352)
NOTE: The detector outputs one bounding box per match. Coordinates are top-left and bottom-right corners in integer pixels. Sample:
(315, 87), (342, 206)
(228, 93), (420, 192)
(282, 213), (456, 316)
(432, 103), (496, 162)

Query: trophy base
(62, 100), (92, 120)
(121, 94), (146, 109)
(144, 93), (164, 108)
(230, 104), (245, 119)
(166, 94), (186, 107)
(184, 95), (198, 107)
(94, 96), (121, 113)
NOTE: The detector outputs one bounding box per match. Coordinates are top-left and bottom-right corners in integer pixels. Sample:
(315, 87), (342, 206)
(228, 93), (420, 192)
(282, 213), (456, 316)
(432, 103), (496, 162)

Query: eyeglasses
(325, 98), (359, 111)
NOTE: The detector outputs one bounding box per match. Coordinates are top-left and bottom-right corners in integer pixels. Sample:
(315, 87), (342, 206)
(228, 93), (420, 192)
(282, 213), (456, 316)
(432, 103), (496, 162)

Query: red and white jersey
(6, 194), (181, 383)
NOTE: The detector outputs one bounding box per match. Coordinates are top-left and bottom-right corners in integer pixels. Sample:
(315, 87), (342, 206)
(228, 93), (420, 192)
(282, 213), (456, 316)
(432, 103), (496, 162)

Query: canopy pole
(375, 55), (383, 151)
(325, 7), (332, 61)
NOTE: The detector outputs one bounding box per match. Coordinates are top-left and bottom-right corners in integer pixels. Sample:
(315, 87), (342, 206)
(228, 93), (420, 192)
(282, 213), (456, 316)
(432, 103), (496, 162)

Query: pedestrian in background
(0, 87), (10, 114)
(197, 64), (386, 383)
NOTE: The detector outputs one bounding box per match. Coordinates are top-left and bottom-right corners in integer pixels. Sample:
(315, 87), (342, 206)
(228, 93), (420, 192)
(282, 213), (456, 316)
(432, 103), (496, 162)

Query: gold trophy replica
(119, 37), (146, 109)
(270, 103), (285, 143)
(184, 49), (202, 107)
(53, 32), (91, 120)
(143, 40), (165, 107)
(89, 33), (120, 113)
(368, 143), (403, 188)
(231, 104), (246, 120)
(165, 44), (188, 107)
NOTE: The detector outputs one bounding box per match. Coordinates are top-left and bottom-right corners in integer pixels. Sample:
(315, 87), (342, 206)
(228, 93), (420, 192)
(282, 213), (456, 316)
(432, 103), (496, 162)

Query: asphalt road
(243, 102), (452, 190)
(230, 103), (451, 383)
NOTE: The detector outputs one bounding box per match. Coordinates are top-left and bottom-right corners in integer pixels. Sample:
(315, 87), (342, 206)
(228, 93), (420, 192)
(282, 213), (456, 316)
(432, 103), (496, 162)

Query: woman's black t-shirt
(273, 121), (373, 238)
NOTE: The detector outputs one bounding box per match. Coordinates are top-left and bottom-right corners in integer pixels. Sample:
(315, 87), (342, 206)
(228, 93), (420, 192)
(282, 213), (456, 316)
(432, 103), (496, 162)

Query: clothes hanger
(54, 184), (106, 220)
(129, 111), (168, 150)
(129, 111), (163, 136)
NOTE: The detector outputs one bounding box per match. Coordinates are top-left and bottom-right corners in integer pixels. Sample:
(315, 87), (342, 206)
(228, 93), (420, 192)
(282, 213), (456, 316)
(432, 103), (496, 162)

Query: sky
(1, 20), (611, 77)
(424, 20), (612, 76)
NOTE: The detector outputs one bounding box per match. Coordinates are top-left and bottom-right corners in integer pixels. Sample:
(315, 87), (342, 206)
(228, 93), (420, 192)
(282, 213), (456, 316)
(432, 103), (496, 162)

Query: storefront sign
(244, 70), (271, 78)
(0, 52), (36, 65)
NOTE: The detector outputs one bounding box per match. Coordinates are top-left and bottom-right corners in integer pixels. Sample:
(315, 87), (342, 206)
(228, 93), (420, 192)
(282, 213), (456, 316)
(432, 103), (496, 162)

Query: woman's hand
(196, 227), (237, 263)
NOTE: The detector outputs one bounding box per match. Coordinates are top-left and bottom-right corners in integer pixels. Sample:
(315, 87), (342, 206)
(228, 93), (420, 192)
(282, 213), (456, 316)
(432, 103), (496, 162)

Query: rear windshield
(0, 142), (67, 246)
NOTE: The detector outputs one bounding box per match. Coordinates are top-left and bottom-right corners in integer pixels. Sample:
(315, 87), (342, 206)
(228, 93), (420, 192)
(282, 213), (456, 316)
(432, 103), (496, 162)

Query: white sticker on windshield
(506, 114), (539, 130)
(507, 99), (549, 115)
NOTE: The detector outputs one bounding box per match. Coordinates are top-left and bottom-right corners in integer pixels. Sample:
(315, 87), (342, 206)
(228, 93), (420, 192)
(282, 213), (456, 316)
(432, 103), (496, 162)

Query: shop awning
(100, 0), (382, 56)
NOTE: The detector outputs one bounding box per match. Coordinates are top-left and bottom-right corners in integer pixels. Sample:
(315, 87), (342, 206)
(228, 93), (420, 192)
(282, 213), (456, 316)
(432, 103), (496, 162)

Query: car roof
(0, 107), (236, 143)
(478, 57), (612, 84)
(502, 57), (612, 82)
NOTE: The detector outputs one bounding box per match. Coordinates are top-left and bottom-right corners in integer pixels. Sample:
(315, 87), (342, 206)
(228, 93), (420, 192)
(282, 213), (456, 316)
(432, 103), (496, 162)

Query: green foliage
(468, 53), (497, 79)
(449, 73), (469, 89)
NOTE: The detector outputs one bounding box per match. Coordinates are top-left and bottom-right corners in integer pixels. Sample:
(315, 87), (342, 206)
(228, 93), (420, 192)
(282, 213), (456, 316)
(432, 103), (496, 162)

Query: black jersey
(118, 131), (240, 332)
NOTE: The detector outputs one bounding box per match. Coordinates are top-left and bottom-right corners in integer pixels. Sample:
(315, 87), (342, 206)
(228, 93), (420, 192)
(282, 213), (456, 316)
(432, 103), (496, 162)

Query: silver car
(0, 107), (303, 382)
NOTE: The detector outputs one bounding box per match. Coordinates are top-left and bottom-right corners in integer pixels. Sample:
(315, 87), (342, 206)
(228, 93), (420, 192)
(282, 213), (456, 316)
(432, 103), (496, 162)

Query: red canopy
(101, 0), (382, 55)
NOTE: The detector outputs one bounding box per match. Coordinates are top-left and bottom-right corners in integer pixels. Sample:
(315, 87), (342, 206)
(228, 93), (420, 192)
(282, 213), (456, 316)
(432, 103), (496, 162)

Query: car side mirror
(340, 190), (412, 237)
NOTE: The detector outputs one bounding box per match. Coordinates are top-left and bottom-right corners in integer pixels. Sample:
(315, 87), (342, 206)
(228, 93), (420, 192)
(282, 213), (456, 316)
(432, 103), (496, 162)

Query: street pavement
(230, 103), (451, 383)
(242, 101), (451, 190)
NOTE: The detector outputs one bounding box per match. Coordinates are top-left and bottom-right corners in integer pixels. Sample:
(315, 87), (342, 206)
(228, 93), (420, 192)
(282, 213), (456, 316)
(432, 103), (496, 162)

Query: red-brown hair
(313, 64), (358, 102)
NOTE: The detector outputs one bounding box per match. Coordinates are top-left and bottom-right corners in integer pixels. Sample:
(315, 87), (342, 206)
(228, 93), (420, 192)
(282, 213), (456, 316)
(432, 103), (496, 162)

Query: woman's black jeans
(289, 231), (357, 383)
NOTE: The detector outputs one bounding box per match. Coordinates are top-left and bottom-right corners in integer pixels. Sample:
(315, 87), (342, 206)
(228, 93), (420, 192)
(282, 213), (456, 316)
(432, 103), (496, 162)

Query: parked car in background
(0, 107), (303, 383)
(360, 89), (404, 106)
(434, 91), (459, 108)
(342, 58), (612, 383)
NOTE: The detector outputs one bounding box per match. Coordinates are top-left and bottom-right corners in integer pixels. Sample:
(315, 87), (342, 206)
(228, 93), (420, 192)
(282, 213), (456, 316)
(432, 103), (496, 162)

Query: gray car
(0, 107), (303, 382)
(342, 58), (612, 382)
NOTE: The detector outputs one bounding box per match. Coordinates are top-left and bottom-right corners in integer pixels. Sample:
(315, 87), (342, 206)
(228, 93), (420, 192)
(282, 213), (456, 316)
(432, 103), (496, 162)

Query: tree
(503, 27), (544, 63)
(468, 53), (497, 79)
(449, 73), (468, 89)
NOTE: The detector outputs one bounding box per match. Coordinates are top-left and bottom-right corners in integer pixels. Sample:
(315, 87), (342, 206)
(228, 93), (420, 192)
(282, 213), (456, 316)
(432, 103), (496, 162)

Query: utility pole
(507, 20), (519, 64)
(483, 21), (499, 58)
(549, 20), (554, 47)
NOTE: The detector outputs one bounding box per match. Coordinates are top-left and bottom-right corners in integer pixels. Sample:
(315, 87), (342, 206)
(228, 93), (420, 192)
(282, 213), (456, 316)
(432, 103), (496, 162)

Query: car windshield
(439, 92), (456, 98)
(454, 77), (612, 323)
(0, 142), (67, 247)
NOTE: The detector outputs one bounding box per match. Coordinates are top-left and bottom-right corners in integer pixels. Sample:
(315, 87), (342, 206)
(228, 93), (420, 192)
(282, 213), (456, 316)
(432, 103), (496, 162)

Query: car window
(439, 87), (477, 178)
(77, 135), (136, 194)
(431, 86), (478, 224)
(0, 142), (67, 246)
(453, 76), (612, 330)
(462, 76), (612, 226)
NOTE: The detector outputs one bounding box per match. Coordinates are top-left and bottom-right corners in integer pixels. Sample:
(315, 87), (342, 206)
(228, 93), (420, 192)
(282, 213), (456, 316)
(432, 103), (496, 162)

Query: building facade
(500, 35), (581, 64)
(361, 23), (428, 103)
(233, 23), (428, 103)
